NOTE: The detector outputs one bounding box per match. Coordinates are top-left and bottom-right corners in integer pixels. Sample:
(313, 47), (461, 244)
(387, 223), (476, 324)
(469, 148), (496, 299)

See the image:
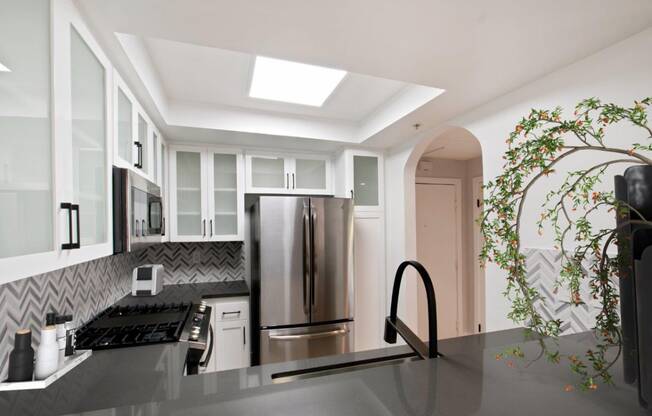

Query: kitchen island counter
(0, 328), (644, 415)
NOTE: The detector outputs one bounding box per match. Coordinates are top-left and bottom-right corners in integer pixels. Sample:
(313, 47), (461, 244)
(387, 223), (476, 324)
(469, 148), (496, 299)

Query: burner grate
(75, 302), (191, 350)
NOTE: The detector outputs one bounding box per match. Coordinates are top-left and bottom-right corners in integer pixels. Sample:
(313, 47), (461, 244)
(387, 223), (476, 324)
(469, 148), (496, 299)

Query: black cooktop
(76, 302), (192, 350)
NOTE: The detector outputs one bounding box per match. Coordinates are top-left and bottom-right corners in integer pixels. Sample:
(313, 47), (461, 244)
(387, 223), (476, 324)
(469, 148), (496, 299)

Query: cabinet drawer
(207, 297), (249, 322)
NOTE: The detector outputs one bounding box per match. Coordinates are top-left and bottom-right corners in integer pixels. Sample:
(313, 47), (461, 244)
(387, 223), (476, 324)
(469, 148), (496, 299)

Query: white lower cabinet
(201, 297), (250, 373)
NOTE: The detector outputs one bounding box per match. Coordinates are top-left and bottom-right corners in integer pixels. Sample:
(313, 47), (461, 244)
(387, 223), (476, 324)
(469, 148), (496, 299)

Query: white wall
(386, 26), (652, 333)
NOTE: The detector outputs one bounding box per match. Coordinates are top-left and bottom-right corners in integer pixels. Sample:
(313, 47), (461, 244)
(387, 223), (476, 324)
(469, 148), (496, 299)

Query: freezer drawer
(259, 322), (354, 365)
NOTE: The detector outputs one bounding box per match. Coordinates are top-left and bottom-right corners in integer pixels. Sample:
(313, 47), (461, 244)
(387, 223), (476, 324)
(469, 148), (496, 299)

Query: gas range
(75, 302), (207, 350)
(75, 300), (213, 375)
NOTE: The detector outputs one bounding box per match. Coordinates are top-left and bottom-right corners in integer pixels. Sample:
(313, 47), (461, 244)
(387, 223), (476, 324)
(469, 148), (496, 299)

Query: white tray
(0, 350), (92, 391)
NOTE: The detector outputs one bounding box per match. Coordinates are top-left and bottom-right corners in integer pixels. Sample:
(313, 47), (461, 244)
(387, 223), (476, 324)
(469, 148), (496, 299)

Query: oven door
(198, 325), (214, 373)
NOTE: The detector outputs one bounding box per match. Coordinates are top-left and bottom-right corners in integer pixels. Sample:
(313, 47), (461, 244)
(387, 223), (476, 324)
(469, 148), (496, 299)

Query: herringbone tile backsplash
(138, 242), (244, 284)
(0, 242), (243, 380)
(524, 248), (608, 334)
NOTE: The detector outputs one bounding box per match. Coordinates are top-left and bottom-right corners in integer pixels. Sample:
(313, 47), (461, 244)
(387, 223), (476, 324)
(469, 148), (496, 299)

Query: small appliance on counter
(132, 264), (165, 296)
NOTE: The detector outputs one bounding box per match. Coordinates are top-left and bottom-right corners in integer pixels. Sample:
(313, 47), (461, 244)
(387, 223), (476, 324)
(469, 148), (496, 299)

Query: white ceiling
(115, 32), (442, 144)
(142, 37), (409, 122)
(75, 0), (652, 151)
(421, 128), (482, 161)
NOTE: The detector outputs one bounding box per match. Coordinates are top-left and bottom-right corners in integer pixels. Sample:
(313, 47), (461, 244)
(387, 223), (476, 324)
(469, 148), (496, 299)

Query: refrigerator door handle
(310, 209), (317, 308)
(269, 328), (349, 341)
(303, 210), (311, 314)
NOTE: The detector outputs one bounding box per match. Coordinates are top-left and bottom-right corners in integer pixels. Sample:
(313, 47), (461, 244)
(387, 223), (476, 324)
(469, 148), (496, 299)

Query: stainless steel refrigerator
(250, 196), (354, 365)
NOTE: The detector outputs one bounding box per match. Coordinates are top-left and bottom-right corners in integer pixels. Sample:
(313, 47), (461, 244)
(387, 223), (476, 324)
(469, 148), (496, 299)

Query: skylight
(0, 61), (10, 72)
(249, 56), (346, 107)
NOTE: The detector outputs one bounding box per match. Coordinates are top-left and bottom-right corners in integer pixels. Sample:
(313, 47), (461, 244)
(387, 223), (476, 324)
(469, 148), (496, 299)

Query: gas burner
(75, 302), (192, 350)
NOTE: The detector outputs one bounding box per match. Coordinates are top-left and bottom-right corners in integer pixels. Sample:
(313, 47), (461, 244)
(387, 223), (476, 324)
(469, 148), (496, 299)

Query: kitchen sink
(270, 352), (420, 384)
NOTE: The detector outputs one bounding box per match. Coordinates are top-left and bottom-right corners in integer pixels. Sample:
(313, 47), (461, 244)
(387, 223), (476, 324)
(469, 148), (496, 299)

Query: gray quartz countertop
(0, 328), (646, 415)
(117, 280), (250, 306)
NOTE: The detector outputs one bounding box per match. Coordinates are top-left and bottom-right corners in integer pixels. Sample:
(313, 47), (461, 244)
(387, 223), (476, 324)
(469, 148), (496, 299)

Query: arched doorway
(410, 127), (485, 339)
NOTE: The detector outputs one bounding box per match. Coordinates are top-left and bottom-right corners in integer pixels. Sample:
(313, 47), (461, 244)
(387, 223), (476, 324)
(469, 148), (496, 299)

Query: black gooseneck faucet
(384, 260), (439, 359)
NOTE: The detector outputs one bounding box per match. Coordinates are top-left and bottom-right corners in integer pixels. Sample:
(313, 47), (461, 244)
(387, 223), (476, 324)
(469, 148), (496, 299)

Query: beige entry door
(416, 181), (460, 340)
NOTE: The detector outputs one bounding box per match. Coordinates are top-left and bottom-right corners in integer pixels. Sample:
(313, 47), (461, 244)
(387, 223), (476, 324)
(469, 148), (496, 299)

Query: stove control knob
(191, 326), (201, 334)
(189, 333), (198, 341)
(198, 303), (206, 313)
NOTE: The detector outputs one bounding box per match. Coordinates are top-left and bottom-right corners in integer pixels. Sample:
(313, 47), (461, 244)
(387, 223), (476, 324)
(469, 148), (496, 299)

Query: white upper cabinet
(0, 0), (116, 283)
(53, 0), (114, 264)
(113, 72), (162, 184)
(245, 153), (332, 195)
(170, 146), (244, 242)
(0, 0), (53, 264)
(335, 149), (384, 212)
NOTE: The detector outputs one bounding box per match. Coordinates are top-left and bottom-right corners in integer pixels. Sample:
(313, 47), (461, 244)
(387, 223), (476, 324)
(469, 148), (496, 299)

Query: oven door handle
(199, 324), (214, 368)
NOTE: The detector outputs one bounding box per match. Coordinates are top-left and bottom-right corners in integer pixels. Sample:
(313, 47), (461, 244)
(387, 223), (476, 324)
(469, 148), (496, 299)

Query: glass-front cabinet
(170, 146), (244, 242)
(335, 149), (384, 212)
(0, 0), (114, 282)
(113, 72), (160, 183)
(245, 153), (331, 195)
(0, 0), (53, 266)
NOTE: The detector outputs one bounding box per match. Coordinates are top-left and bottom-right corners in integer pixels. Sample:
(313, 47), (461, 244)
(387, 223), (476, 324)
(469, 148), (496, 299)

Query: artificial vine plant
(480, 97), (652, 389)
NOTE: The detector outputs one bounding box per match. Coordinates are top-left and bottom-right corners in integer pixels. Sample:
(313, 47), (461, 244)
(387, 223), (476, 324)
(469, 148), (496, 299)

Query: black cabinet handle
(292, 173), (295, 189)
(243, 326), (246, 345)
(286, 173), (289, 189)
(135, 219), (140, 237)
(134, 142), (143, 169)
(203, 219), (206, 237)
(61, 203), (80, 250)
(162, 217), (166, 236)
(210, 219), (213, 237)
(142, 219), (147, 236)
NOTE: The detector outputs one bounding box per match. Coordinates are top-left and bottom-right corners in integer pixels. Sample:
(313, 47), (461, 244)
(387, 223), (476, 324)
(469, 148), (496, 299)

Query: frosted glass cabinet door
(212, 153), (238, 237)
(175, 151), (203, 236)
(70, 28), (107, 246)
(0, 0), (53, 258)
(294, 158), (327, 191)
(353, 156), (379, 206)
(117, 88), (132, 164)
(137, 114), (148, 174)
(152, 132), (158, 184)
(249, 156), (286, 191)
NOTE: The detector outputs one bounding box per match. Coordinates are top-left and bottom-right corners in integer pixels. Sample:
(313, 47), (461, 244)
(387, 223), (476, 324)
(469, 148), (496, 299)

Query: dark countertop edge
(116, 280), (250, 306)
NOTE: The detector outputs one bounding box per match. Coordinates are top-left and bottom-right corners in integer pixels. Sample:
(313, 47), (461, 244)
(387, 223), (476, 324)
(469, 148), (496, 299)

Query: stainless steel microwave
(113, 166), (164, 253)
